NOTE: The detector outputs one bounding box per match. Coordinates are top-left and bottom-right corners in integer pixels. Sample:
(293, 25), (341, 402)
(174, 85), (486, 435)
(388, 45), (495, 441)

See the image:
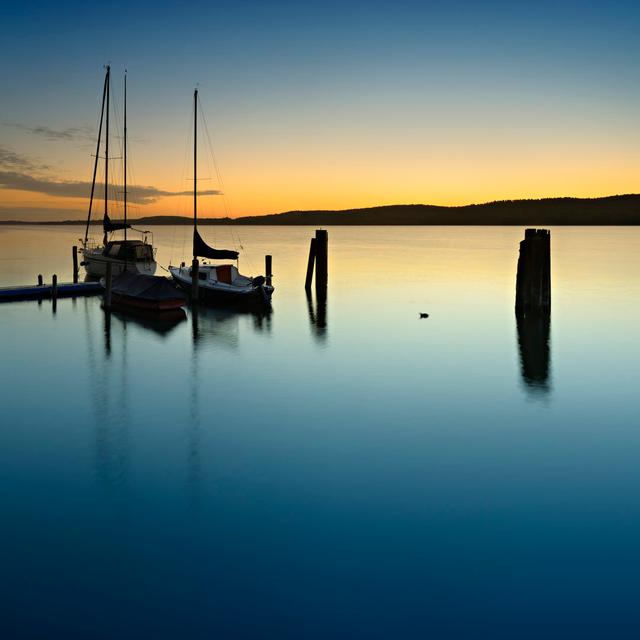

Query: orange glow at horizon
(3, 125), (640, 220)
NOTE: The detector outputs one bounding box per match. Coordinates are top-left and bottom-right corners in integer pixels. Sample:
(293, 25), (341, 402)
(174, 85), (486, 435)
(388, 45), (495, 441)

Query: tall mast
(105, 66), (110, 220)
(124, 70), (128, 263)
(104, 65), (110, 245)
(84, 68), (108, 244)
(194, 88), (198, 240)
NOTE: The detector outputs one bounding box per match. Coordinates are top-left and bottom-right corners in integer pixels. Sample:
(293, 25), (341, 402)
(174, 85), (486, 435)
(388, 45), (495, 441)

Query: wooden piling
(265, 254), (273, 287)
(51, 274), (58, 301)
(72, 246), (79, 283)
(515, 228), (551, 315)
(314, 229), (328, 294)
(37, 274), (43, 286)
(191, 258), (199, 302)
(104, 262), (112, 309)
(304, 238), (317, 291)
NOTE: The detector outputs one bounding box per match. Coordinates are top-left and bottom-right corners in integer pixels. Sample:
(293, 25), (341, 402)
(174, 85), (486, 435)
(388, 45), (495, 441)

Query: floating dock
(0, 281), (103, 302)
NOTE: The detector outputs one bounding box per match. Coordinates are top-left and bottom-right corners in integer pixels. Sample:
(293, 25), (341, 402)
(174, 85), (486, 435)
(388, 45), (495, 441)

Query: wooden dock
(0, 281), (103, 302)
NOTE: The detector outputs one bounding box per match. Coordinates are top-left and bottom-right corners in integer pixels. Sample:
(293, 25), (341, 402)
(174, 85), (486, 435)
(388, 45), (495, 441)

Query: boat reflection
(516, 313), (552, 397)
(104, 305), (187, 341)
(190, 305), (272, 348)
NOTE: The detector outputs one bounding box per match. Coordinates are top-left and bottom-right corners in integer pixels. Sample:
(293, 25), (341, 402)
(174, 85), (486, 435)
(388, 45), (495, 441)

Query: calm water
(1, 225), (640, 638)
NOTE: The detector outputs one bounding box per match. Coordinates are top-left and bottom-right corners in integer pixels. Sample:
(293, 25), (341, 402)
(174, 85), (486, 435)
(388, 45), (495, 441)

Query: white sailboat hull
(83, 251), (157, 278)
(169, 265), (273, 307)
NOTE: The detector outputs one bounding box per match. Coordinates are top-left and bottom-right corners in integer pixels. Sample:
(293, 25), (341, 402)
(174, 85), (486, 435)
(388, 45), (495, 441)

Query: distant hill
(3, 195), (640, 225)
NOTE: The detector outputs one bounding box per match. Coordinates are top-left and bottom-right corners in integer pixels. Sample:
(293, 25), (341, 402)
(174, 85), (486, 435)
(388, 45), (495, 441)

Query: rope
(200, 96), (256, 274)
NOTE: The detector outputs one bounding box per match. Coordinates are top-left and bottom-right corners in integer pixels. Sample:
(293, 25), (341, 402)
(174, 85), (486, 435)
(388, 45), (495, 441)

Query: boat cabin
(103, 240), (154, 262)
(190, 264), (250, 285)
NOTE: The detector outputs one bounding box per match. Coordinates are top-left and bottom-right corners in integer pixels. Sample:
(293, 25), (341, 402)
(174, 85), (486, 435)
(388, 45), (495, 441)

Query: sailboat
(169, 89), (274, 307)
(81, 65), (157, 278)
(105, 71), (186, 316)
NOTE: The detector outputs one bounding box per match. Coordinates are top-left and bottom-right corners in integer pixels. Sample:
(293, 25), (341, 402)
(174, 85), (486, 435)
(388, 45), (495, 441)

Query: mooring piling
(37, 274), (43, 287)
(51, 274), (58, 313)
(265, 254), (273, 287)
(515, 228), (551, 316)
(314, 230), (328, 293)
(191, 258), (200, 302)
(304, 237), (317, 291)
(304, 230), (328, 292)
(72, 246), (79, 283)
(104, 262), (112, 309)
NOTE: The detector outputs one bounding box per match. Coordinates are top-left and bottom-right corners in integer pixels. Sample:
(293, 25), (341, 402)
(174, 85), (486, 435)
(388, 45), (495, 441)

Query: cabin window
(108, 244), (121, 257)
(216, 264), (233, 284)
(199, 272), (207, 280)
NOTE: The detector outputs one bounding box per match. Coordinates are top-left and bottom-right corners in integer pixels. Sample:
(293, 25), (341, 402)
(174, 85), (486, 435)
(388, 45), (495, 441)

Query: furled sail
(103, 213), (131, 233)
(193, 228), (239, 260)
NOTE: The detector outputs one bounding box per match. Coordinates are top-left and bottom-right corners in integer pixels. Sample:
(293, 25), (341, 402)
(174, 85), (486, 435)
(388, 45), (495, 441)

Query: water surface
(1, 225), (639, 638)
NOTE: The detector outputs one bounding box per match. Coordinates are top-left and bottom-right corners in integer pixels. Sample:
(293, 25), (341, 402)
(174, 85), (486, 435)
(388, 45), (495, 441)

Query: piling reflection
(516, 313), (552, 397)
(305, 288), (327, 342)
(103, 309), (111, 356)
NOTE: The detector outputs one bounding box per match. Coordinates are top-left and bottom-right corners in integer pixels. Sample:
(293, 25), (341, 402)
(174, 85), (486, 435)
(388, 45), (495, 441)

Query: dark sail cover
(103, 213), (132, 233)
(193, 228), (239, 260)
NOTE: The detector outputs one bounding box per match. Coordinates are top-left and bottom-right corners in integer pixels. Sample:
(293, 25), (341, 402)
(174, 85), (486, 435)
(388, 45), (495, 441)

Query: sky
(1, 0), (639, 220)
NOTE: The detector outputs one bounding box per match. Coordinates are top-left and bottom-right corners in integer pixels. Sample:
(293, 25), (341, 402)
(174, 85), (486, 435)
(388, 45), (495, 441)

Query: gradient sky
(1, 0), (639, 220)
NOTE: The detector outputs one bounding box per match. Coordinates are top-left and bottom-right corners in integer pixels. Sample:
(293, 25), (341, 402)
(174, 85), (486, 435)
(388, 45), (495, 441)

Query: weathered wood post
(104, 262), (113, 309)
(51, 274), (58, 313)
(304, 237), (317, 291)
(191, 258), (199, 302)
(265, 254), (273, 287)
(314, 229), (328, 294)
(515, 228), (551, 316)
(72, 246), (79, 283)
(37, 274), (43, 286)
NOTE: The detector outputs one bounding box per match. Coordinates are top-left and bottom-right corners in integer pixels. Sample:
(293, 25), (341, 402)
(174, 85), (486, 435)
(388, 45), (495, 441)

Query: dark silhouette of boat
(109, 271), (186, 314)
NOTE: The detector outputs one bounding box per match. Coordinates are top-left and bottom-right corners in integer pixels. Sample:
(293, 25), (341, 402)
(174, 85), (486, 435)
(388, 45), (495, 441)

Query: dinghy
(109, 271), (186, 314)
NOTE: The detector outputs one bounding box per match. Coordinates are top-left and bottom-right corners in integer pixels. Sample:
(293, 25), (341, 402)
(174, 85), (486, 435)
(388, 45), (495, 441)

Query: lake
(1, 224), (639, 638)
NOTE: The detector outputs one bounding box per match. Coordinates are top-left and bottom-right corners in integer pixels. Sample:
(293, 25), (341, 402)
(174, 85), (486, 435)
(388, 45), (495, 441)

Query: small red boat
(109, 271), (186, 314)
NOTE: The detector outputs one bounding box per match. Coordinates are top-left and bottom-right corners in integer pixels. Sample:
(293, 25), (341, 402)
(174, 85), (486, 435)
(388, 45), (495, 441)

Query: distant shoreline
(2, 195), (640, 225)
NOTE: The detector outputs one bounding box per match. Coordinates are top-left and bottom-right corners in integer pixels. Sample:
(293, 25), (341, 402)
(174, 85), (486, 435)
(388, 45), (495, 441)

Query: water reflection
(85, 301), (130, 486)
(188, 321), (203, 504)
(305, 288), (327, 342)
(516, 313), (552, 397)
(190, 305), (272, 348)
(103, 303), (186, 342)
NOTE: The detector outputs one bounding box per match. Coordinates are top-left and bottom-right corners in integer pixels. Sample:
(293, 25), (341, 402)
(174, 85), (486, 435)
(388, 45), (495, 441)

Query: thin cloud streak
(0, 170), (221, 204)
(0, 146), (49, 172)
(4, 122), (95, 142)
